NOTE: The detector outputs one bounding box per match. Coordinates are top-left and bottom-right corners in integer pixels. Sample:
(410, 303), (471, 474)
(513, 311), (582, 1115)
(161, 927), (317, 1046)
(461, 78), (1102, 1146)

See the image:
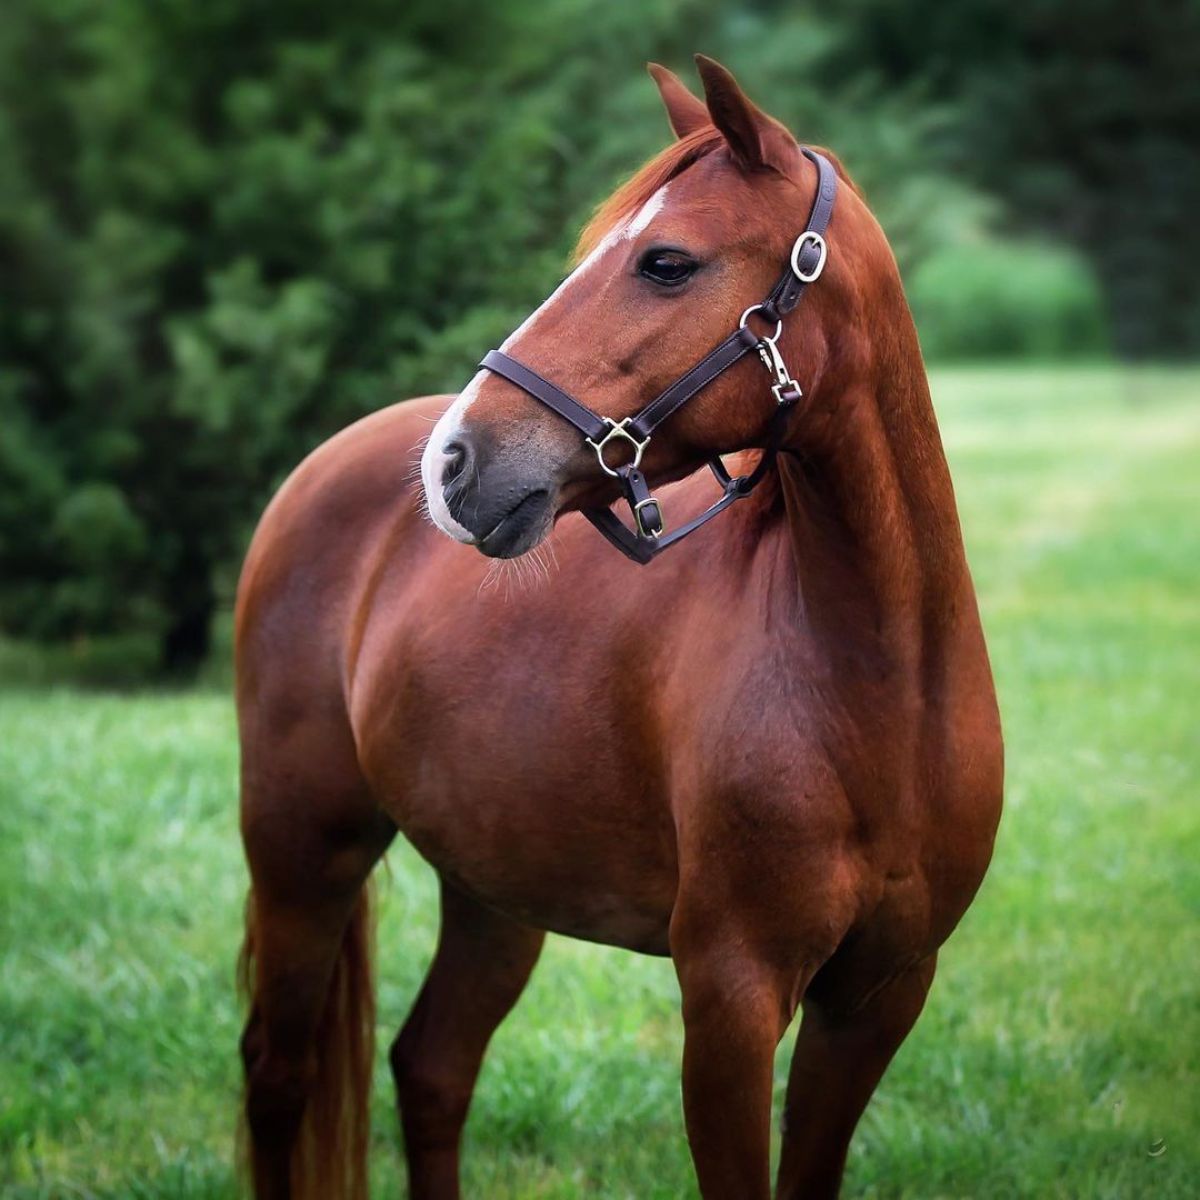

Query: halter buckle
(587, 417), (649, 477)
(633, 496), (663, 538)
(790, 231), (828, 283)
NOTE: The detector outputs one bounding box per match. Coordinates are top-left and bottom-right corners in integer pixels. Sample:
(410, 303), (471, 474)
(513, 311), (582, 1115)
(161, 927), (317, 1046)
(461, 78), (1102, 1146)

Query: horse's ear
(694, 54), (781, 172)
(647, 62), (709, 139)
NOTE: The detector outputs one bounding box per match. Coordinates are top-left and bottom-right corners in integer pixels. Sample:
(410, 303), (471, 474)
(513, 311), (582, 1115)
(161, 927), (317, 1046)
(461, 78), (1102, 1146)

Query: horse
(235, 55), (1003, 1200)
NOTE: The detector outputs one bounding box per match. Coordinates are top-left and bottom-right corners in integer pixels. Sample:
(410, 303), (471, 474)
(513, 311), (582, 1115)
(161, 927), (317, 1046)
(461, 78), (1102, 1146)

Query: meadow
(2, 366), (1197, 1198)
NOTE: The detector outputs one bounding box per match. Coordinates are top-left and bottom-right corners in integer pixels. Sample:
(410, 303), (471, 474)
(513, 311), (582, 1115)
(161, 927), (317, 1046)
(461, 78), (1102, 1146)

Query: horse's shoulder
(252, 393), (446, 535)
(298, 393), (452, 490)
(235, 394), (452, 654)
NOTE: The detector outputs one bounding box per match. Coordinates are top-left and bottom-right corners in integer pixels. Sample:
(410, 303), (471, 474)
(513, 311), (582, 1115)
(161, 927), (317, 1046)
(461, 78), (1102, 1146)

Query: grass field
(2, 366), (1198, 1198)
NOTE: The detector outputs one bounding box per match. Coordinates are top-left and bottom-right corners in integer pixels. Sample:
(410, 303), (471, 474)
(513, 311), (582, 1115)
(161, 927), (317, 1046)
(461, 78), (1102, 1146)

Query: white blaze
(420, 185), (670, 541)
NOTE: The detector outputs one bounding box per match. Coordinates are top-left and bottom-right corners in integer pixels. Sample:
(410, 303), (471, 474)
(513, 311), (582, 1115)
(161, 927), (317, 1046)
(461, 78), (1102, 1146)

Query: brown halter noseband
(480, 148), (836, 565)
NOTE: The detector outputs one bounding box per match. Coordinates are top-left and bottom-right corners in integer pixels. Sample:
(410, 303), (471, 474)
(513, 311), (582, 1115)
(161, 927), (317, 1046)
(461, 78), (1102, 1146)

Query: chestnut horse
(236, 56), (1002, 1200)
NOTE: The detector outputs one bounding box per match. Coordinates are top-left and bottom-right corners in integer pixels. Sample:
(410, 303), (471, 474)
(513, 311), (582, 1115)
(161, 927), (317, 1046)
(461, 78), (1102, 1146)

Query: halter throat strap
(479, 148), (837, 564)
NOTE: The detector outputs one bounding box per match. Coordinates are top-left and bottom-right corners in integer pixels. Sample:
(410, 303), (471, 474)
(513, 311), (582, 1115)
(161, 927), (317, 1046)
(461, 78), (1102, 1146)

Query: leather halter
(480, 148), (837, 565)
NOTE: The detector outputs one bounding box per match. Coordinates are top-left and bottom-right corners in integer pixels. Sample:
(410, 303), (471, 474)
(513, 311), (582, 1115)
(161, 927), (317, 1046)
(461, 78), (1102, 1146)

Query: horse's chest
(356, 596), (841, 952)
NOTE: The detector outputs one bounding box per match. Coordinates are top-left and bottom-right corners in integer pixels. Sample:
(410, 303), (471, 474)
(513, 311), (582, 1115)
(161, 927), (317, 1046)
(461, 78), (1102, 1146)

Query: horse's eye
(638, 251), (697, 287)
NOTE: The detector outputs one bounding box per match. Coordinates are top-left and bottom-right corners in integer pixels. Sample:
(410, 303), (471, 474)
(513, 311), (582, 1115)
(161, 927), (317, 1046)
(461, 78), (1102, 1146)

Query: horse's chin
(475, 490), (554, 559)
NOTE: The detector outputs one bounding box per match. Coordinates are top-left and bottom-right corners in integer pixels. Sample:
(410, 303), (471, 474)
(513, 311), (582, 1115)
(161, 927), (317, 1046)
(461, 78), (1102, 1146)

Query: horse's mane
(573, 128), (725, 264)
(573, 131), (858, 266)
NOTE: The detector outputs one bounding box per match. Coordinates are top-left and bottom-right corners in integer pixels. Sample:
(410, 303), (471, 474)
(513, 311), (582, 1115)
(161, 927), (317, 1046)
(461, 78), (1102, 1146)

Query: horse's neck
(769, 345), (969, 670)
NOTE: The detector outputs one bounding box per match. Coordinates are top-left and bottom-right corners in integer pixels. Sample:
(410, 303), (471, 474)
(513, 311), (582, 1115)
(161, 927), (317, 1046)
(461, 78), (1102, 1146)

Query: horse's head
(422, 56), (838, 558)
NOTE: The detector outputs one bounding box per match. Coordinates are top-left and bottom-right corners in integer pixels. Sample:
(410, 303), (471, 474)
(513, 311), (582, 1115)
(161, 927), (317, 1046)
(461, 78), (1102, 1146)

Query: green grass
(2, 365), (1198, 1198)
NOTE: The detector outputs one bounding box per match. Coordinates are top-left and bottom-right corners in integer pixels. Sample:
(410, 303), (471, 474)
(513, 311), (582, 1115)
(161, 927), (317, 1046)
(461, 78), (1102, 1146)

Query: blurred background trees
(1, 0), (1194, 672)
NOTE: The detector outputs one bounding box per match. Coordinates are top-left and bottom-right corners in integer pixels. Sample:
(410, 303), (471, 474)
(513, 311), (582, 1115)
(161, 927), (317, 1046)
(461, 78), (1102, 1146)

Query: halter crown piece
(480, 148), (837, 565)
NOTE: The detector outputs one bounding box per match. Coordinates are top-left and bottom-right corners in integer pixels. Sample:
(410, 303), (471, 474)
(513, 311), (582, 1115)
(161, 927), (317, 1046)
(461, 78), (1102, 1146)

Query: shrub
(908, 239), (1109, 361)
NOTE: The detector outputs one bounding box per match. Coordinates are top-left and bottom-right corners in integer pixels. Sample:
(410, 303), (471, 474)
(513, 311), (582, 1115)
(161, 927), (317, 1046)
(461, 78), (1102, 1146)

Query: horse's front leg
(670, 829), (856, 1200)
(775, 954), (937, 1199)
(674, 939), (792, 1199)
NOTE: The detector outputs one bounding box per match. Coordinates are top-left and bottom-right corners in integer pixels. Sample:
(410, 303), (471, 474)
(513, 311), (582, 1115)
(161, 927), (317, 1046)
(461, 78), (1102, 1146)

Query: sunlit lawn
(2, 366), (1198, 1198)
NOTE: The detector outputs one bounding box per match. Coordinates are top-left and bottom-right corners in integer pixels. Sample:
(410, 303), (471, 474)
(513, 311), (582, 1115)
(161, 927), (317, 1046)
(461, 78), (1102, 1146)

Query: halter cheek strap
(480, 148), (837, 565)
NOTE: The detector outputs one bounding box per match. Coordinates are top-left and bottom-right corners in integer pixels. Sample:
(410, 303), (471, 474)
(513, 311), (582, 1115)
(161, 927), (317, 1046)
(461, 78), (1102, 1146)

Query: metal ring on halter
(790, 231), (828, 283)
(738, 304), (783, 345)
(586, 417), (649, 477)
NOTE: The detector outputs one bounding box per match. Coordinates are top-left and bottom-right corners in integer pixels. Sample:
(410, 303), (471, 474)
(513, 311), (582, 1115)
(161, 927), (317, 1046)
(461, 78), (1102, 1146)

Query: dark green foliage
(909, 240), (1108, 360)
(0, 0), (1190, 668)
(0, 0), (706, 665)
(824, 0), (1200, 357)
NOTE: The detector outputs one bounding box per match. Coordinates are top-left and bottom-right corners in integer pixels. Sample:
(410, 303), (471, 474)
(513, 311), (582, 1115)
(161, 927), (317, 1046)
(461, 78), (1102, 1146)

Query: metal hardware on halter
(756, 336), (803, 406)
(633, 496), (663, 538)
(738, 303), (783, 344)
(739, 305), (801, 405)
(614, 465), (665, 539)
(790, 230), (827, 283)
(586, 417), (650, 476)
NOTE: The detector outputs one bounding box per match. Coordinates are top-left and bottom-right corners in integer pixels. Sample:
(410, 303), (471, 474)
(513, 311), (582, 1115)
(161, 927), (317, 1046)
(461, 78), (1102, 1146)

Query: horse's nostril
(441, 439), (469, 488)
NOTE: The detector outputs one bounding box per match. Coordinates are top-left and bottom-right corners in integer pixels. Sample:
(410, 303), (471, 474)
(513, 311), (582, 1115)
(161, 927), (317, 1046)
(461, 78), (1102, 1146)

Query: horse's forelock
(572, 128), (725, 265)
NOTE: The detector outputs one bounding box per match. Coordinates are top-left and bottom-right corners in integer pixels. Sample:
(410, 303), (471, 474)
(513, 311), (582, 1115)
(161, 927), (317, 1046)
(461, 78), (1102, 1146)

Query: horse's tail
(237, 882), (377, 1200)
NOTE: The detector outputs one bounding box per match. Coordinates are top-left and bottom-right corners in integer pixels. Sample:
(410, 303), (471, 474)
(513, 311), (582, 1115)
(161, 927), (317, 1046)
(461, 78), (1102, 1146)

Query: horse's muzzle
(427, 426), (556, 558)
